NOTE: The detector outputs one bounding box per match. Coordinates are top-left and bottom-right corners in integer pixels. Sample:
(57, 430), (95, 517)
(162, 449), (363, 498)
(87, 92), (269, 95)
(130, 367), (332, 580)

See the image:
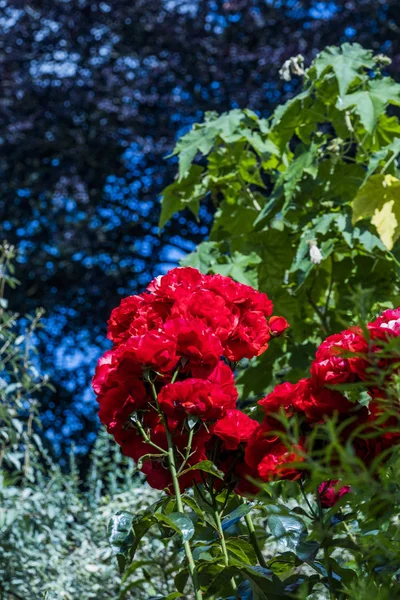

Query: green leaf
(154, 512), (195, 542)
(130, 512), (157, 560)
(147, 594), (183, 600)
(121, 560), (156, 585)
(365, 138), (400, 181)
(213, 251), (261, 287)
(339, 78), (400, 134)
(243, 131), (279, 157)
(175, 568), (190, 593)
(202, 564), (237, 596)
(267, 511), (318, 562)
(238, 149), (265, 187)
(267, 551), (301, 575)
(107, 511), (135, 573)
(181, 496), (204, 519)
(352, 174), (400, 249)
(159, 165), (205, 229)
(180, 241), (221, 273)
(211, 202), (257, 238)
(314, 43), (375, 98)
(312, 559), (357, 585)
(107, 511), (134, 558)
(221, 503), (253, 531)
(241, 566), (284, 600)
(257, 229), (293, 295)
(268, 514), (306, 550)
(203, 562), (283, 599)
(173, 125), (218, 180)
(281, 143), (319, 211)
(271, 88), (312, 131)
(353, 224), (385, 253)
(226, 538), (257, 565)
(180, 460), (225, 480)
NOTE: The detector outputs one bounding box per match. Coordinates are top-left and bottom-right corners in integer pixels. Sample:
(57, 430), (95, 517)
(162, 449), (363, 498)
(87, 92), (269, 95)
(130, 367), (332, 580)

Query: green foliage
(159, 43), (400, 395)
(150, 47), (400, 598)
(0, 430), (182, 600)
(0, 242), (52, 479)
(0, 246), (182, 599)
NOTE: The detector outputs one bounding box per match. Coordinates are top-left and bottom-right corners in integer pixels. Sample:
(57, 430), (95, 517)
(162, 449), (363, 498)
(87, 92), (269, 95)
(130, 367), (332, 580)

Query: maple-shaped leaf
(338, 78), (400, 134)
(314, 43), (375, 99)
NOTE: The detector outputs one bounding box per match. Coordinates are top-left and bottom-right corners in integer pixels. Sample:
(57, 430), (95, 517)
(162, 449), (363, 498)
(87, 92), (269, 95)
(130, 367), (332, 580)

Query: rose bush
(95, 267), (400, 599)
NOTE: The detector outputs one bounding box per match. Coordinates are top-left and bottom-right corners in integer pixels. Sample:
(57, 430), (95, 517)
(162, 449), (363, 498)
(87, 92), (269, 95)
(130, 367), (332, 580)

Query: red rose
(311, 329), (368, 387)
(98, 376), (149, 429)
(245, 424), (304, 482)
(225, 310), (271, 361)
(92, 348), (150, 429)
(129, 296), (171, 336)
(233, 462), (260, 496)
(203, 274), (274, 317)
(119, 330), (178, 373)
(293, 379), (355, 422)
(158, 362), (237, 421)
(164, 318), (222, 377)
(257, 443), (303, 481)
(107, 295), (144, 344)
(259, 378), (353, 424)
(92, 350), (116, 395)
(207, 360), (238, 401)
(244, 424), (280, 471)
(172, 288), (240, 343)
(147, 267), (205, 300)
(117, 427), (157, 462)
(268, 315), (290, 337)
(368, 307), (400, 340)
(259, 380), (309, 418)
(212, 409), (259, 450)
(318, 480), (351, 508)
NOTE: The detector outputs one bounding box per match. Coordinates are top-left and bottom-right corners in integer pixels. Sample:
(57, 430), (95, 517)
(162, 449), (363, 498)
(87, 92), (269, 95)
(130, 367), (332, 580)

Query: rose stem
(165, 426), (202, 600)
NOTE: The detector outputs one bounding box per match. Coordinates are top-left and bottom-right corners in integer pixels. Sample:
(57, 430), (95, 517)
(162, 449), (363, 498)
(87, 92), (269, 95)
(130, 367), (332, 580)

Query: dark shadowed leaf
(154, 512), (195, 542)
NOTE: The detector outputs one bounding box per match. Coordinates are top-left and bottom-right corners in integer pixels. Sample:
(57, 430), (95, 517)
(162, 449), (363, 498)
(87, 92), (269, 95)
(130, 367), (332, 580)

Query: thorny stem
(135, 419), (168, 455)
(165, 425), (202, 600)
(177, 427), (194, 474)
(149, 369), (202, 599)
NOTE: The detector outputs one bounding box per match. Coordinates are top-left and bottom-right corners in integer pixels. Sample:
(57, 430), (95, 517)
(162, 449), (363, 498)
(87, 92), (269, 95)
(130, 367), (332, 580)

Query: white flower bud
(279, 55), (305, 81)
(309, 240), (323, 265)
(279, 59), (292, 81)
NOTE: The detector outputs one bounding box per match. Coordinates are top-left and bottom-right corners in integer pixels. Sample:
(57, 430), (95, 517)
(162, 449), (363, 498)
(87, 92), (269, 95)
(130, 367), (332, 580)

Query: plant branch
(240, 499), (268, 569)
(165, 424), (202, 600)
(213, 504), (237, 597)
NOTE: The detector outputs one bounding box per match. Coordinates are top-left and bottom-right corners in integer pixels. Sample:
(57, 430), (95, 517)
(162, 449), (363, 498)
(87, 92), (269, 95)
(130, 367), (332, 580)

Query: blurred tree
(0, 0), (399, 455)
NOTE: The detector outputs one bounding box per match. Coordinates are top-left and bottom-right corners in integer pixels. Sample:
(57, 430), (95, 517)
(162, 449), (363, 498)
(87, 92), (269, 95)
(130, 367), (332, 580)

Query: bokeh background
(1, 0), (399, 460)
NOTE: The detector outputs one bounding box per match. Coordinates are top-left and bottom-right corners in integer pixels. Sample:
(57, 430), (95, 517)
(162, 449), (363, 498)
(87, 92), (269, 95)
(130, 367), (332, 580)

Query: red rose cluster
(255, 307), (400, 506)
(92, 267), (289, 492)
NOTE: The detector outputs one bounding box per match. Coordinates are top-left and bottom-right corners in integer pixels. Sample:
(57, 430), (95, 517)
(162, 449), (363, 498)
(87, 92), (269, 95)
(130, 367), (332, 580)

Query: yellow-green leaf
(352, 174), (400, 249)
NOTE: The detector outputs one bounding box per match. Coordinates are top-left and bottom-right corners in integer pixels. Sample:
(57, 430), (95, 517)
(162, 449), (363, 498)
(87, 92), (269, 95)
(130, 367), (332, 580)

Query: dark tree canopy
(1, 0), (399, 455)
